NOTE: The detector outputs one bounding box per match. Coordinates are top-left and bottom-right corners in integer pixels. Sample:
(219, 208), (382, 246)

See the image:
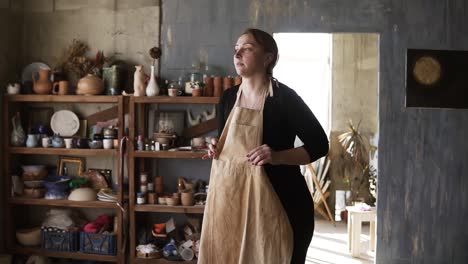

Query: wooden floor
(307, 219), (375, 264)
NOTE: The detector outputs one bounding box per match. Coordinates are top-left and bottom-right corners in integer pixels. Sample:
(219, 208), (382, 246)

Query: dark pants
(290, 214), (315, 264)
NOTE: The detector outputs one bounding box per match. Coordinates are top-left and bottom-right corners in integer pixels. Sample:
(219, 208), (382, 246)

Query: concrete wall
(328, 33), (379, 205)
(20, 0), (161, 85)
(331, 33), (379, 134)
(161, 0), (468, 263)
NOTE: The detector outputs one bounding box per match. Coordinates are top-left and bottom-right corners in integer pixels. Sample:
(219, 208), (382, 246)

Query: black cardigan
(217, 81), (329, 223)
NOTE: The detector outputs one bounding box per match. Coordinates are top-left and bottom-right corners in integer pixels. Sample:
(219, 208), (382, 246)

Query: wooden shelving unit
(2, 95), (126, 263)
(134, 204), (205, 214)
(10, 246), (118, 262)
(127, 96), (219, 264)
(8, 197), (121, 209)
(134, 258), (197, 264)
(133, 151), (206, 159)
(9, 147), (117, 156)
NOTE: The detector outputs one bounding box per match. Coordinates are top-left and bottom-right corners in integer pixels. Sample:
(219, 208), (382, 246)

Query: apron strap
(214, 79), (271, 159)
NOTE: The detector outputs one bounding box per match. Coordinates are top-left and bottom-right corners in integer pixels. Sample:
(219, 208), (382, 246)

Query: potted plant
(338, 120), (377, 205)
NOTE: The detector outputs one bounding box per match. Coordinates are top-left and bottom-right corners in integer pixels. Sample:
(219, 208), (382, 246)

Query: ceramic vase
(10, 113), (25, 146)
(145, 65), (159, 96)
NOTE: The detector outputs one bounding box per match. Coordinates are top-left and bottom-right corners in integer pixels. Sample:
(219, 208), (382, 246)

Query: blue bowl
(43, 176), (72, 192)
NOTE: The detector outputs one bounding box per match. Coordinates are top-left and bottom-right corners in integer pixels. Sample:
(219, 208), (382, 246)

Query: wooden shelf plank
(134, 257), (197, 263)
(9, 246), (117, 262)
(9, 147), (117, 156)
(135, 204), (205, 214)
(5, 95), (120, 103)
(134, 151), (206, 159)
(133, 96), (219, 104)
(9, 197), (120, 209)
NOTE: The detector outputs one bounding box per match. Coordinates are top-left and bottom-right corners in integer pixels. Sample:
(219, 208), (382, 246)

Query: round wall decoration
(412, 56), (442, 86)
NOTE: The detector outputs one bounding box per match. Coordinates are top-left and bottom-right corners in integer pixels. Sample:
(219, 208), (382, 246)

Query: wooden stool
(346, 206), (376, 258)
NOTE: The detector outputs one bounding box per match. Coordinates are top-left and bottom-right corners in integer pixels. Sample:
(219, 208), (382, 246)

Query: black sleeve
(286, 89), (329, 162)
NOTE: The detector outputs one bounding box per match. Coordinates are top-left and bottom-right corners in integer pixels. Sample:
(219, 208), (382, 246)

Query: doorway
(273, 33), (379, 264)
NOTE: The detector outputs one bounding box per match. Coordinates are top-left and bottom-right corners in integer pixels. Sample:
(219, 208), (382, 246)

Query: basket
(41, 229), (79, 252)
(80, 232), (116, 255)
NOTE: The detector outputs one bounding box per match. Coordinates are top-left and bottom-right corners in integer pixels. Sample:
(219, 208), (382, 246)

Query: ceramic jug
(26, 134), (39, 148)
(145, 65), (159, 96)
(10, 113), (25, 146)
(32, 69), (52, 94)
(51, 133), (65, 148)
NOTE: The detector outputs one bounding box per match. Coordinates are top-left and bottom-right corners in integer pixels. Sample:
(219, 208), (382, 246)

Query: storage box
(41, 229), (79, 252)
(80, 232), (116, 255)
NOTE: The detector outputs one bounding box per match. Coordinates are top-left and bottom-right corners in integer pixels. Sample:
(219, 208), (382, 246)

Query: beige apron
(198, 83), (293, 264)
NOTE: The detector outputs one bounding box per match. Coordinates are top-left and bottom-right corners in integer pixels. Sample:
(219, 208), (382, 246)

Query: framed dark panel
(406, 49), (468, 109)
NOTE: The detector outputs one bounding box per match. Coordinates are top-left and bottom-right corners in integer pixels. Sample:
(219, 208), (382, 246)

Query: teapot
(51, 133), (64, 148)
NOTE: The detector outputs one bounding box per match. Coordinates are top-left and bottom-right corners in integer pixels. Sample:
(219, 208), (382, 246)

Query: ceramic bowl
(158, 197), (166, 205)
(23, 180), (44, 188)
(43, 176), (71, 193)
(23, 188), (46, 198)
(16, 227), (41, 246)
(166, 197), (180, 206)
(21, 165), (48, 181)
(68, 187), (97, 201)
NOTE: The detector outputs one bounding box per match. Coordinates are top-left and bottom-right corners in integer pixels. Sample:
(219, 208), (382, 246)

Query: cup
(168, 88), (182, 97)
(52, 81), (69, 95)
(191, 137), (206, 150)
(41, 137), (51, 148)
(103, 139), (113, 149)
(64, 138), (73, 149)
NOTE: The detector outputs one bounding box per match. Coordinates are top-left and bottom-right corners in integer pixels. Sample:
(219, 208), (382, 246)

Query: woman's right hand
(202, 138), (219, 160)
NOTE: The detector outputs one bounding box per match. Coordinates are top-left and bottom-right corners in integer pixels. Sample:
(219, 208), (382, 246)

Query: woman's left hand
(246, 144), (276, 166)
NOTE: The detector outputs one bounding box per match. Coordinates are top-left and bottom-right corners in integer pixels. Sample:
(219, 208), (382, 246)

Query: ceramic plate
(21, 62), (51, 85)
(50, 110), (80, 137)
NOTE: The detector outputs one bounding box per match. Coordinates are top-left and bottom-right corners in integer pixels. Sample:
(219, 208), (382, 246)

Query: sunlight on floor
(307, 219), (375, 264)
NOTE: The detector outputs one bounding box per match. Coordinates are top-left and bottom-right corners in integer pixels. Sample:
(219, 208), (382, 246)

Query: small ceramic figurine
(122, 65), (146, 96)
(6, 83), (21, 94)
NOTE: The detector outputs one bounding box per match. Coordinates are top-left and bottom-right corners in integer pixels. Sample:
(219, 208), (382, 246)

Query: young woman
(199, 28), (329, 264)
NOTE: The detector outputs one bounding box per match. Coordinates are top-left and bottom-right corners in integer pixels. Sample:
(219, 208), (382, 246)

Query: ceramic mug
(52, 81), (69, 95)
(42, 137), (51, 148)
(103, 139), (113, 149)
(168, 88), (182, 97)
(64, 138), (73, 149)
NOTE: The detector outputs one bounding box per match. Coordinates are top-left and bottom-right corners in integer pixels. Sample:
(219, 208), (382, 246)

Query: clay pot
(181, 192), (194, 206)
(192, 88), (202, 97)
(203, 76), (213, 97)
(213, 76), (223, 97)
(16, 227), (41, 246)
(154, 176), (163, 194)
(32, 69), (52, 94)
(223, 76), (233, 90)
(76, 74), (104, 95)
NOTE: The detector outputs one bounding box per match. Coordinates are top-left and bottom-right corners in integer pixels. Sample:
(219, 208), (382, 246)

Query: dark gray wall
(161, 0), (468, 263)
(0, 0), (22, 253)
